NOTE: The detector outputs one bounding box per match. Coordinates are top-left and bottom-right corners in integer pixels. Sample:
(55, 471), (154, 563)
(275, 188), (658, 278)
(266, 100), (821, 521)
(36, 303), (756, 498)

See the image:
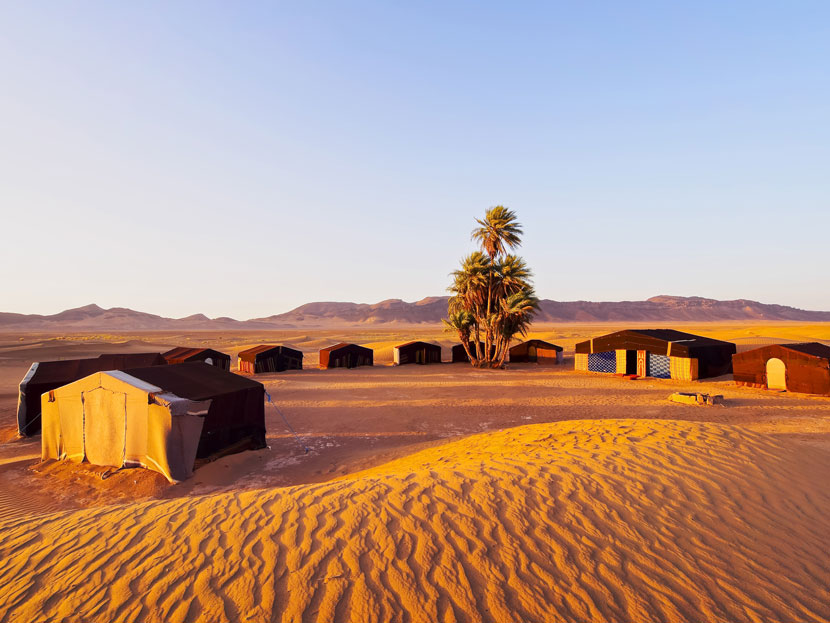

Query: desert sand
(0, 323), (829, 622)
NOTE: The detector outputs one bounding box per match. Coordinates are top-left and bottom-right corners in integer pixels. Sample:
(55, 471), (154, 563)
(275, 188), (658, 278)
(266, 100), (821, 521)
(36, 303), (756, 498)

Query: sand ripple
(0, 419), (828, 623)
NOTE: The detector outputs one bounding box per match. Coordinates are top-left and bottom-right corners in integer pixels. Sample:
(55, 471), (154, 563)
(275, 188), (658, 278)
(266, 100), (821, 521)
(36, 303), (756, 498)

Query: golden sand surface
(1, 420), (828, 622)
(0, 323), (828, 622)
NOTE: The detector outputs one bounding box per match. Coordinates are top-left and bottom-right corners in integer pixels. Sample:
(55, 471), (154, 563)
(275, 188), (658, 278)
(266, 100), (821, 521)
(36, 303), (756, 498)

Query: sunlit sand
(0, 324), (828, 622)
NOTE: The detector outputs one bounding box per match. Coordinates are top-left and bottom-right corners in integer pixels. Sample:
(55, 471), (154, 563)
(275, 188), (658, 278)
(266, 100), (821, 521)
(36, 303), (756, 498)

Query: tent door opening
(766, 358), (787, 390)
(528, 345), (537, 362)
(625, 350), (638, 375)
(81, 388), (127, 468)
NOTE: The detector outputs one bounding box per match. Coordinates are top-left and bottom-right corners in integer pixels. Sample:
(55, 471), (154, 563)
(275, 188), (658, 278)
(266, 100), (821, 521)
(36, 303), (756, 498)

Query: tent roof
(778, 342), (830, 359)
(238, 344), (280, 357)
(623, 329), (732, 347)
(26, 353), (166, 385)
(511, 339), (563, 351)
(124, 362), (263, 401)
(395, 341), (441, 349)
(320, 342), (371, 353)
(163, 346), (229, 360)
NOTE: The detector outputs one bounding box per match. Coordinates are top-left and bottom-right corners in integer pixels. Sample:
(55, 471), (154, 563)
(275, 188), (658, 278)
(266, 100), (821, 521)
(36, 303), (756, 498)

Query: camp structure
(17, 352), (167, 437)
(238, 345), (303, 373)
(163, 347), (231, 370)
(451, 342), (497, 363)
(732, 343), (830, 395)
(41, 362), (266, 482)
(319, 343), (373, 369)
(574, 329), (736, 380)
(393, 341), (442, 365)
(509, 339), (563, 364)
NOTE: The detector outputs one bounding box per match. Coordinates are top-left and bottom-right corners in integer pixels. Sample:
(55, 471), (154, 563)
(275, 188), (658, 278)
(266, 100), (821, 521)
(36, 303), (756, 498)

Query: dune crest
(1, 419), (829, 623)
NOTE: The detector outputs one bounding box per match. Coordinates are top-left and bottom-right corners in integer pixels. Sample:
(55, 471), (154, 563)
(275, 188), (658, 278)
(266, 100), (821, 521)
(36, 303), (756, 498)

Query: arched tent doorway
(766, 358), (787, 390)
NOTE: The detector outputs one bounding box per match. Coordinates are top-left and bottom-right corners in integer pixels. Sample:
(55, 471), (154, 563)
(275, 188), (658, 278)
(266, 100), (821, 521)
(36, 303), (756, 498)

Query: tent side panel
(670, 357), (698, 381)
(785, 359), (830, 395)
(616, 350), (627, 373)
(196, 386), (265, 459)
(41, 393), (62, 461)
(574, 353), (588, 371)
(588, 351), (616, 373)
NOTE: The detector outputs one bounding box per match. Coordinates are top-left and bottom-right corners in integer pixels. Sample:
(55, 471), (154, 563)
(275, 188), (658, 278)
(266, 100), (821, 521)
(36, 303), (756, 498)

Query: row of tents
(15, 330), (830, 485)
(573, 329), (830, 395)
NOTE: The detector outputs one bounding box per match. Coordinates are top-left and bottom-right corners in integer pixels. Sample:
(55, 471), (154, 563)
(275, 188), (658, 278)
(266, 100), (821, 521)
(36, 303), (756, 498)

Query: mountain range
(1, 296), (829, 331)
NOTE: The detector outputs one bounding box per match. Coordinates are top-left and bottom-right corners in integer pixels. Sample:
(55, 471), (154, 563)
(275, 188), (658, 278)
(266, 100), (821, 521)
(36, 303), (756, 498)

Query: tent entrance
(528, 345), (538, 362)
(636, 350), (648, 377)
(766, 358), (787, 390)
(81, 388), (127, 467)
(624, 350), (638, 375)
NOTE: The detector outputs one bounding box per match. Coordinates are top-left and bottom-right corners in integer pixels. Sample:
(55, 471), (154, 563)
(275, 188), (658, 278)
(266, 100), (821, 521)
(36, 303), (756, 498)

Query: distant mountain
(1, 296), (828, 331)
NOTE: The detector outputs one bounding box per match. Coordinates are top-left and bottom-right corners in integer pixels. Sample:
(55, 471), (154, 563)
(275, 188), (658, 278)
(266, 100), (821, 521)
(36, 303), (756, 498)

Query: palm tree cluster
(444, 206), (539, 368)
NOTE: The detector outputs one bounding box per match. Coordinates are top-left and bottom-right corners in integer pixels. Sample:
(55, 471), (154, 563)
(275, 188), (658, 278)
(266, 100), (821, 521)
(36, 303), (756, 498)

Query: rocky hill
(1, 296), (828, 331)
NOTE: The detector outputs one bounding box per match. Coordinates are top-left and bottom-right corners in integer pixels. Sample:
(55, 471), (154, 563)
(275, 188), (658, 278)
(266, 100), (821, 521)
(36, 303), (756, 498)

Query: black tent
(17, 352), (167, 436)
(163, 347), (231, 370)
(509, 340), (563, 363)
(394, 341), (442, 365)
(238, 345), (303, 373)
(124, 362), (267, 459)
(574, 329), (735, 380)
(319, 343), (373, 369)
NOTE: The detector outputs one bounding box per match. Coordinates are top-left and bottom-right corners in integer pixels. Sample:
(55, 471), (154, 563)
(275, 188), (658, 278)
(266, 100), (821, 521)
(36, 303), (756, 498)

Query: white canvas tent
(41, 370), (210, 482)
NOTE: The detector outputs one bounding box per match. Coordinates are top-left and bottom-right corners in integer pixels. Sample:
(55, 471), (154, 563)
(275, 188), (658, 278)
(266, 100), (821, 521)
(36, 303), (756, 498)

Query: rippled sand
(1, 419), (828, 623)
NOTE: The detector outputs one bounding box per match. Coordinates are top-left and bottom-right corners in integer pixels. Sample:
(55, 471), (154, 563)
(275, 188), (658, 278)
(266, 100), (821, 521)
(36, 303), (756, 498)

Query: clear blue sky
(1, 2), (828, 318)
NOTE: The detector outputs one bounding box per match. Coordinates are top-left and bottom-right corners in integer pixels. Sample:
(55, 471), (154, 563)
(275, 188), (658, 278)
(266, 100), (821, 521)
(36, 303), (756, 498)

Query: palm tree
(447, 208), (539, 368)
(470, 206), (525, 360)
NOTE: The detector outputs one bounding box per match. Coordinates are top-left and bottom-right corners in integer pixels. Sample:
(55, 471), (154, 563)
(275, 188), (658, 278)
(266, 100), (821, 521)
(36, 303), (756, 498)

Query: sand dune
(1, 419), (828, 623)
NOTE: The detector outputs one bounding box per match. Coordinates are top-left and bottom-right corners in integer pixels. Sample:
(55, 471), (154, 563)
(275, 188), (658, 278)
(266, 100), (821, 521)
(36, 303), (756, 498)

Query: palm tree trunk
(485, 272), (493, 365)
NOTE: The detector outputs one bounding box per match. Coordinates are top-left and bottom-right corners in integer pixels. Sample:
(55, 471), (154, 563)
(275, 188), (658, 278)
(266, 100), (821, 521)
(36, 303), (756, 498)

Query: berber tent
(41, 362), (266, 482)
(162, 347), (231, 370)
(732, 342), (830, 394)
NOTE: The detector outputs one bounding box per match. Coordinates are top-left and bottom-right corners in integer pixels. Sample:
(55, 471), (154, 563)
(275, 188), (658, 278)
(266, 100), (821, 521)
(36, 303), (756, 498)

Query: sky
(1, 2), (828, 319)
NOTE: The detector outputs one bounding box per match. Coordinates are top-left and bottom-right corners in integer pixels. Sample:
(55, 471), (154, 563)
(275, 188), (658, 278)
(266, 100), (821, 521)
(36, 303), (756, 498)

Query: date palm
(447, 208), (539, 368)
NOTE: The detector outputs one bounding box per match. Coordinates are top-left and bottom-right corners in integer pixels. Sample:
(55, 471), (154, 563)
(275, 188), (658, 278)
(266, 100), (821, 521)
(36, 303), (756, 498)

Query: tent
(574, 329), (736, 380)
(732, 343), (830, 394)
(162, 347), (231, 370)
(509, 340), (563, 364)
(393, 341), (442, 365)
(451, 342), (496, 363)
(319, 343), (373, 369)
(41, 362), (266, 482)
(238, 345), (303, 373)
(17, 352), (167, 437)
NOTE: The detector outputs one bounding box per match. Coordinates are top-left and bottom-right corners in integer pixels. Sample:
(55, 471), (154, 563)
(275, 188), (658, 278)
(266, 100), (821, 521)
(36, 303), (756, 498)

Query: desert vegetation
(445, 206), (540, 367)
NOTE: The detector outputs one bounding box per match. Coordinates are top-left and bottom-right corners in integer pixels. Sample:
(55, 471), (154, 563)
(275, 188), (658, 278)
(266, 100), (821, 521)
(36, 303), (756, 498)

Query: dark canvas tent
(574, 329), (736, 380)
(319, 343), (373, 369)
(451, 342), (496, 363)
(393, 341), (442, 365)
(41, 362), (266, 482)
(163, 347), (231, 370)
(509, 340), (563, 364)
(732, 343), (830, 395)
(17, 352), (167, 436)
(238, 345), (303, 373)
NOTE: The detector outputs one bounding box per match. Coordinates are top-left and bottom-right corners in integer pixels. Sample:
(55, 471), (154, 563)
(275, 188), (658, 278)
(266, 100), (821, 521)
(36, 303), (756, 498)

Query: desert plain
(0, 322), (829, 622)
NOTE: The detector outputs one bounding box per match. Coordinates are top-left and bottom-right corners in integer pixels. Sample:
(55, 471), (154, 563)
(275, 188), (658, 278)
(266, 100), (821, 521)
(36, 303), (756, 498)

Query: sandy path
(1, 419), (828, 623)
